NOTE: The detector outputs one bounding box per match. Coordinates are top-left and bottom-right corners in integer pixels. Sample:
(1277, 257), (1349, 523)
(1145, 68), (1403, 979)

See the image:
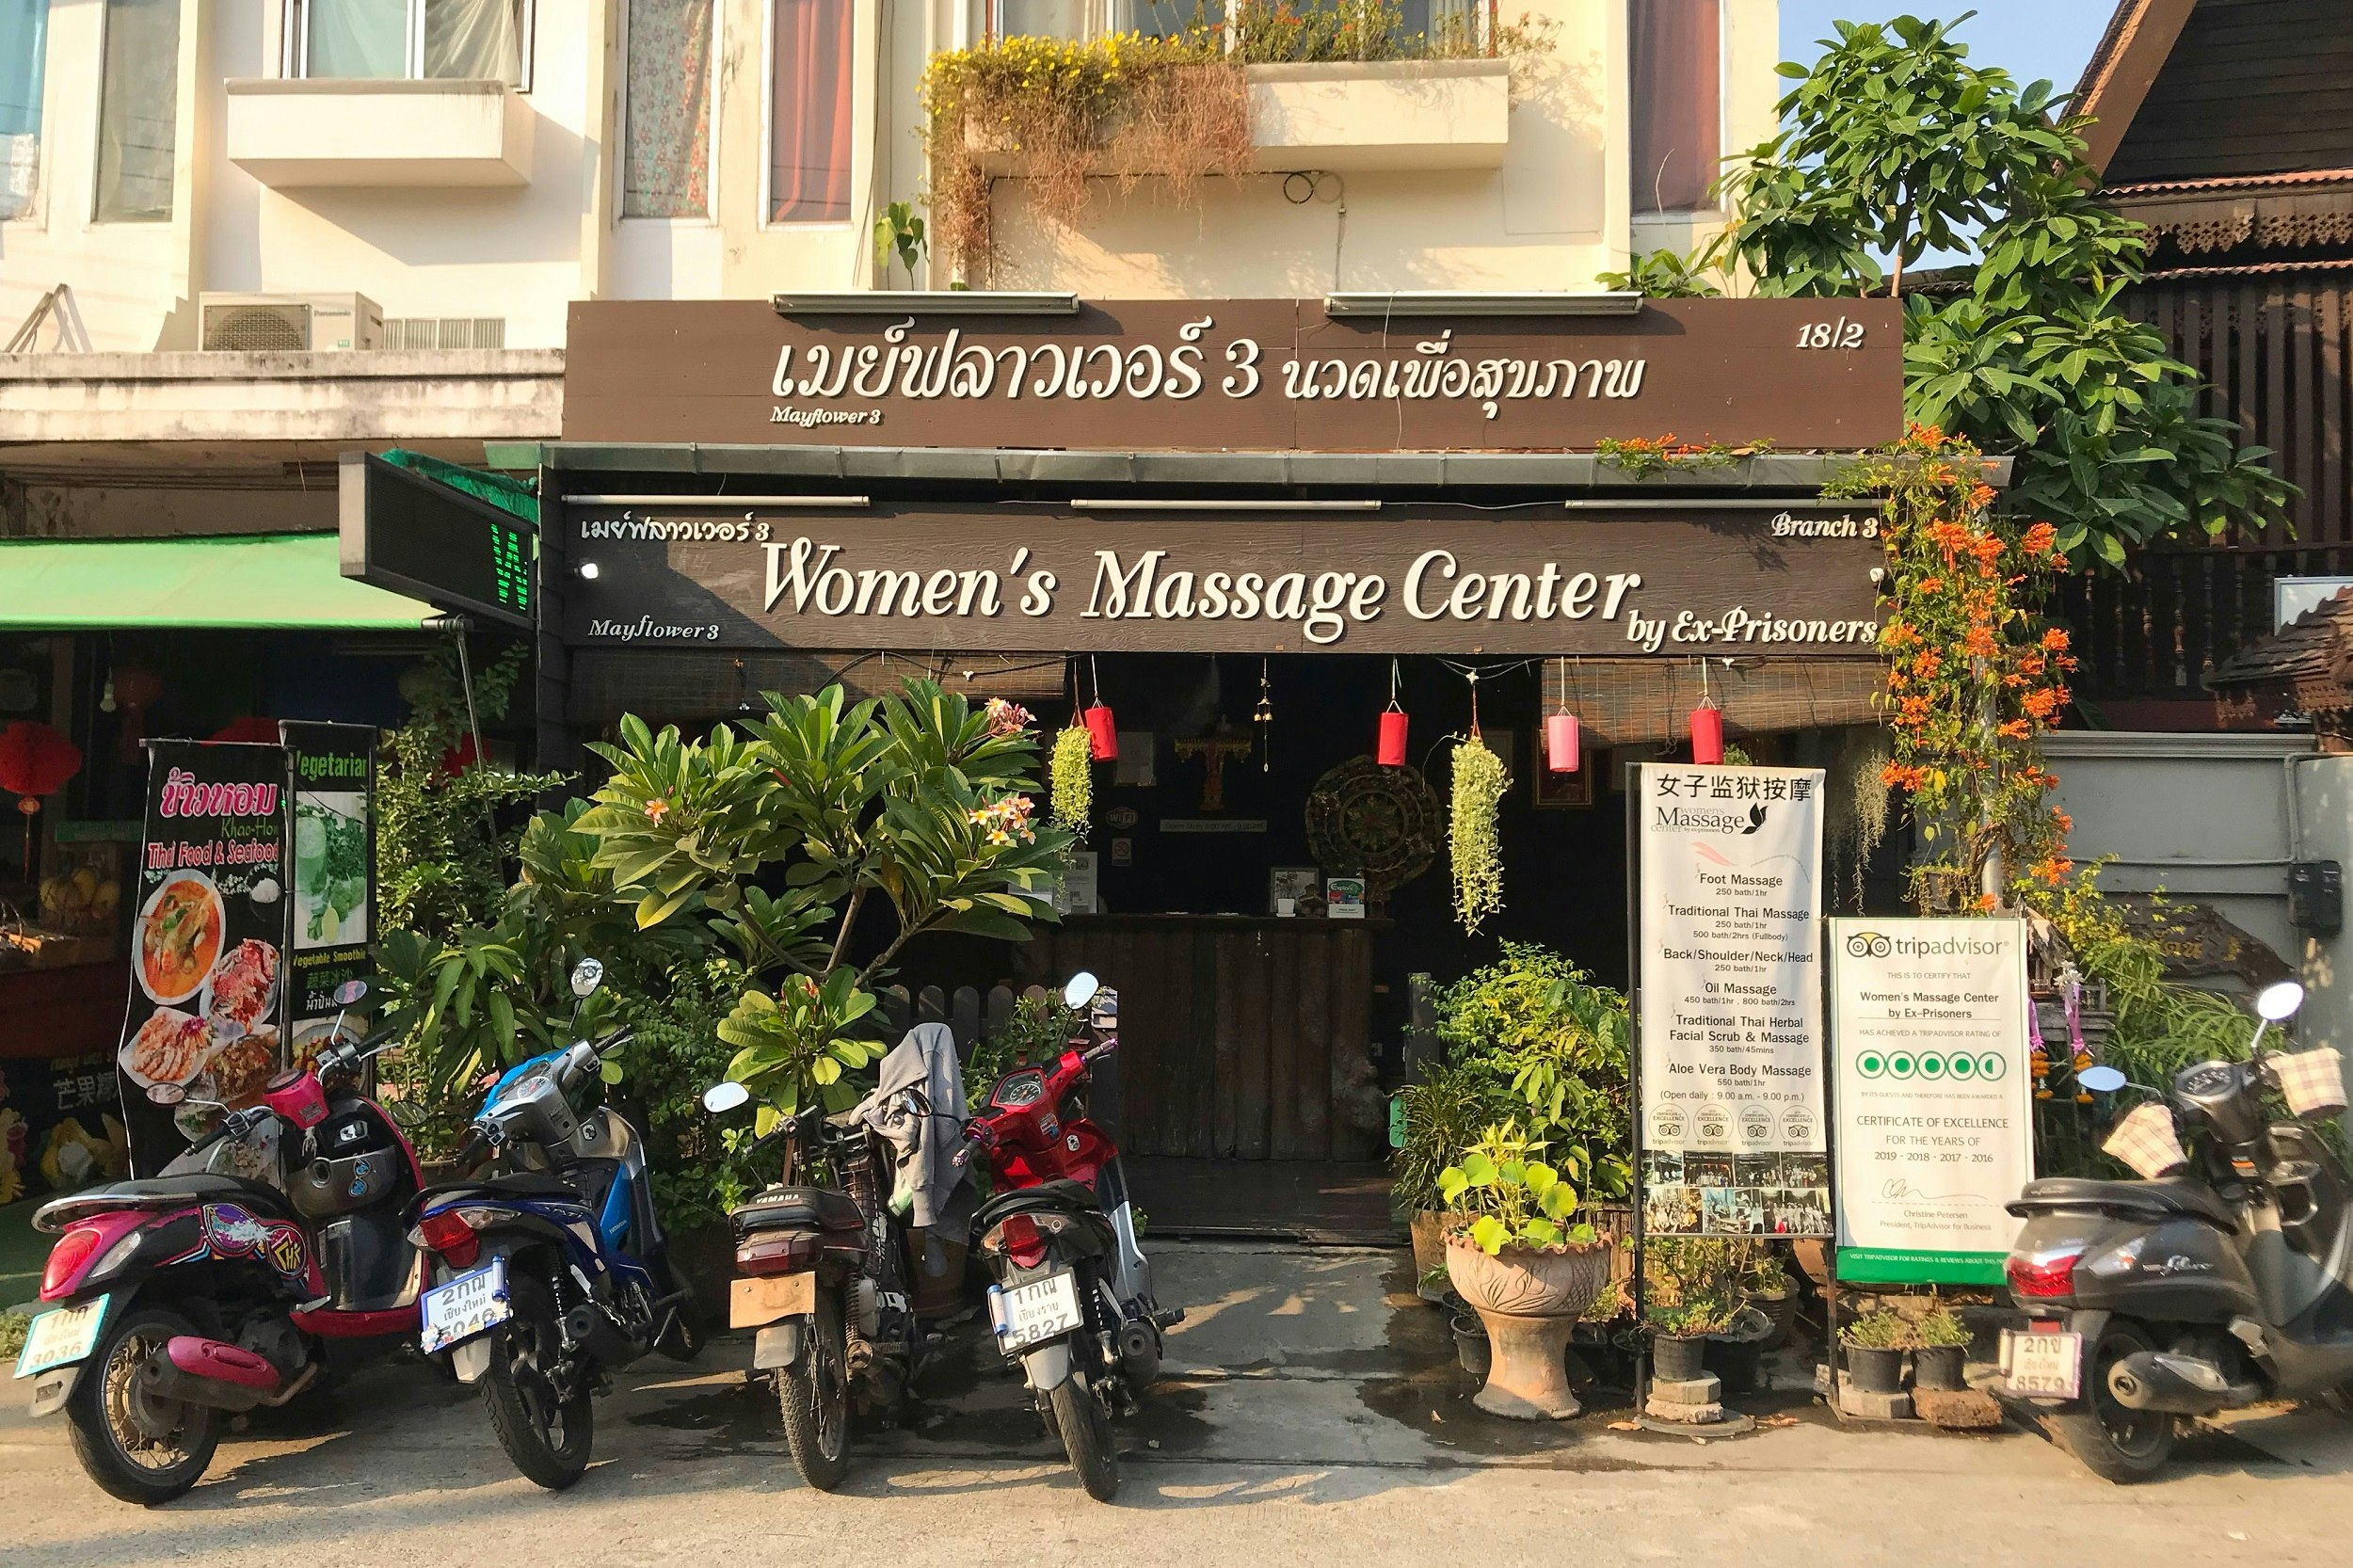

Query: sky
(1777, 3), (2118, 105)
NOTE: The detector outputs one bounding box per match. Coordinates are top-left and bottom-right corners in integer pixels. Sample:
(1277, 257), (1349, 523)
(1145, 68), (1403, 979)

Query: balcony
(1245, 59), (1511, 171)
(224, 79), (534, 189)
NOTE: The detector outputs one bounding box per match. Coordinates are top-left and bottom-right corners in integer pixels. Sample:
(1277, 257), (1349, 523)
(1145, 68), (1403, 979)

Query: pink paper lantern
(1545, 712), (1580, 774)
(1376, 708), (1409, 767)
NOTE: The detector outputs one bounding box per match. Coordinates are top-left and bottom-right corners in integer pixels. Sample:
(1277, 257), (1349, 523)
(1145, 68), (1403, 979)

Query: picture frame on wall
(1268, 866), (1321, 914)
(1533, 751), (1596, 809)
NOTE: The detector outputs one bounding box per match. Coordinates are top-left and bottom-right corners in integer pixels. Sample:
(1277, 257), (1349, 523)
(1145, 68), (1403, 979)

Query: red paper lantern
(0, 720), (82, 804)
(110, 664), (165, 762)
(1082, 702), (1118, 762)
(439, 733), (486, 778)
(1690, 705), (1724, 765)
(1545, 712), (1580, 774)
(1376, 708), (1410, 767)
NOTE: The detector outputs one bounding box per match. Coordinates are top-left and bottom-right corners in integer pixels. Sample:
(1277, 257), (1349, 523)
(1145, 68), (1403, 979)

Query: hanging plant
(1049, 724), (1094, 841)
(1449, 735), (1507, 934)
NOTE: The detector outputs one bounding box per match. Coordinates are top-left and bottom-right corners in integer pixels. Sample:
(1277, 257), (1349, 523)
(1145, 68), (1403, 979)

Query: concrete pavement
(5, 1242), (2351, 1566)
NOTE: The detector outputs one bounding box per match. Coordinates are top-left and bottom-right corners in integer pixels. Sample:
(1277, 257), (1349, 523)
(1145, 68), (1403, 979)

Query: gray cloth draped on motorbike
(851, 1022), (974, 1245)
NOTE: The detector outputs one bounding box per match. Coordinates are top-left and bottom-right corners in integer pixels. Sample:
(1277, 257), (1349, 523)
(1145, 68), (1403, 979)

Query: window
(0, 0), (46, 221)
(1629, 0), (1721, 214)
(288, 0), (530, 87)
(623, 0), (714, 218)
(95, 0), (178, 223)
(767, 0), (851, 224)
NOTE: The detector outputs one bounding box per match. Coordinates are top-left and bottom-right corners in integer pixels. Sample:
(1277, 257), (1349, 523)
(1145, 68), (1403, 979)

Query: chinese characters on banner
(1829, 918), (2035, 1285)
(1635, 763), (1832, 1238)
(116, 743), (293, 1174)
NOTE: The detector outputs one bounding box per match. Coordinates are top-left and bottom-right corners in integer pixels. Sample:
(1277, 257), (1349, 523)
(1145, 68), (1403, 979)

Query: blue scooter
(403, 958), (697, 1489)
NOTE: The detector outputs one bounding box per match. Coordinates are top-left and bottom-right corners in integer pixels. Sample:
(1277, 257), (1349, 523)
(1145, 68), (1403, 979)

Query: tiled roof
(2207, 584), (2353, 699)
(2106, 168), (2353, 198)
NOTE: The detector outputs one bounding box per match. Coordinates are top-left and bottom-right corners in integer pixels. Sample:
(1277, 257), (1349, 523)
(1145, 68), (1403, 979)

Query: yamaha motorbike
(12, 982), (424, 1505)
(956, 971), (1180, 1502)
(701, 1021), (969, 1492)
(1996, 979), (2353, 1481)
(404, 959), (698, 1490)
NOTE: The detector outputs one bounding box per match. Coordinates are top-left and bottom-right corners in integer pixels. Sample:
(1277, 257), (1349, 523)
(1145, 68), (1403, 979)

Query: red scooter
(11, 983), (425, 1504)
(957, 972), (1180, 1501)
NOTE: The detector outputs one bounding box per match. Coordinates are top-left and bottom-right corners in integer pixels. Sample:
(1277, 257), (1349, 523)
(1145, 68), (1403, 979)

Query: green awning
(0, 534), (437, 631)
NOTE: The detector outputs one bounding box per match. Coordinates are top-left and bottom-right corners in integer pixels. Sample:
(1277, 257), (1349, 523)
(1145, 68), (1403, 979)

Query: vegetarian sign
(280, 722), (377, 1064)
(1829, 917), (2035, 1285)
(1634, 763), (1832, 1238)
(562, 504), (1885, 658)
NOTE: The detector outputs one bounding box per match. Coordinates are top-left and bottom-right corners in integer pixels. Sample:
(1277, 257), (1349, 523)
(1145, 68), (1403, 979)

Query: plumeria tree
(573, 683), (1070, 1119)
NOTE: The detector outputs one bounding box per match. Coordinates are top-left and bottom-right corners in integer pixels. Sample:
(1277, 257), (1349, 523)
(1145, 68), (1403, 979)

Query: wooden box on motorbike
(730, 1272), (816, 1329)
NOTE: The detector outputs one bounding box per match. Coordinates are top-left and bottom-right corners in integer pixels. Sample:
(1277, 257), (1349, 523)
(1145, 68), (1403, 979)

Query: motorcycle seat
(975, 1179), (1104, 1232)
(732, 1186), (866, 1237)
(2011, 1176), (2239, 1229)
(37, 1173), (294, 1230)
(414, 1172), (585, 1206)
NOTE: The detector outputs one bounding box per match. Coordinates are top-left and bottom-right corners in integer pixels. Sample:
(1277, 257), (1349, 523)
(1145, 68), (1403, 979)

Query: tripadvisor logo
(1853, 1048), (2008, 1081)
(1845, 929), (2006, 959)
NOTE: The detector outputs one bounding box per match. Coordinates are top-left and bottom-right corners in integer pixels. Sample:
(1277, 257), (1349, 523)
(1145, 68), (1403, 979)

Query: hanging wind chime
(1081, 654), (1118, 762)
(1689, 658), (1725, 765)
(1377, 657), (1409, 767)
(1254, 657), (1273, 772)
(1545, 657), (1580, 774)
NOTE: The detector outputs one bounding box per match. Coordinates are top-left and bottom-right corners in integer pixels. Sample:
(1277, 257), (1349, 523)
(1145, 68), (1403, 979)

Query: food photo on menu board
(116, 742), (293, 1172)
(280, 723), (379, 1063)
(1633, 762), (1833, 1238)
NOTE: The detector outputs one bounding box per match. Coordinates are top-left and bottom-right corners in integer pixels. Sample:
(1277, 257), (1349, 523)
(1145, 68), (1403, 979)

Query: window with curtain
(296, 0), (528, 86)
(768, 0), (851, 224)
(95, 0), (178, 223)
(1629, 0), (1721, 214)
(0, 0), (48, 221)
(623, 0), (714, 218)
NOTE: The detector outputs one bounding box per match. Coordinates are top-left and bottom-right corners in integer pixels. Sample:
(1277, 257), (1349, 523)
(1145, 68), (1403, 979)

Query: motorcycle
(1995, 978), (2353, 1480)
(404, 958), (699, 1490)
(700, 1020), (973, 1491)
(955, 971), (1181, 1502)
(11, 981), (424, 1505)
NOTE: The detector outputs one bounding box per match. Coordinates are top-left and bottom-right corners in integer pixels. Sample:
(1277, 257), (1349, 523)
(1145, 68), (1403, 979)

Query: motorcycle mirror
(383, 1096), (425, 1130)
(2256, 980), (2305, 1023)
(570, 958), (606, 999)
(702, 1080), (752, 1114)
(2078, 1064), (2128, 1095)
(1063, 970), (1100, 1010)
(146, 1081), (186, 1106)
(332, 979), (369, 1007)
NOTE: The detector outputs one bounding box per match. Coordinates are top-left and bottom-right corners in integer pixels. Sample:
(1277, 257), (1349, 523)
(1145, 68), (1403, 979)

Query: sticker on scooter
(201, 1203), (307, 1279)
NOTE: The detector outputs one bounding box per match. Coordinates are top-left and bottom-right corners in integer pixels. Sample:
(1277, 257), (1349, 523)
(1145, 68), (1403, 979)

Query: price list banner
(1635, 764), (1830, 1238)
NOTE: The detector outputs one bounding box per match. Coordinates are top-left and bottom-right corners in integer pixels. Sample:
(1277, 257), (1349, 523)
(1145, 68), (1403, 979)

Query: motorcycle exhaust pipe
(136, 1337), (282, 1414)
(2105, 1351), (2262, 1415)
(563, 1304), (648, 1370)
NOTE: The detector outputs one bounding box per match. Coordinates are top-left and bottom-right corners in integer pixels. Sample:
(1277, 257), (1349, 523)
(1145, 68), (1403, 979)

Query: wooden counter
(1023, 915), (1385, 1163)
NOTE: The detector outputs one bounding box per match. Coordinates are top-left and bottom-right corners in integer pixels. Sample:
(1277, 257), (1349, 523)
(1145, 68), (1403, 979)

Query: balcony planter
(1445, 1234), (1611, 1420)
(225, 78), (534, 188)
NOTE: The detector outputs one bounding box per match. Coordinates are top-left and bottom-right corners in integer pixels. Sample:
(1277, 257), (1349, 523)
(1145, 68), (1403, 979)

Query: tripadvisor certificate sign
(1829, 917), (2034, 1285)
(1635, 764), (1830, 1238)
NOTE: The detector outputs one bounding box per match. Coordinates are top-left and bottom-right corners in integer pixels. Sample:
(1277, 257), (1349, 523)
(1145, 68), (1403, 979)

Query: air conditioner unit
(198, 291), (382, 352)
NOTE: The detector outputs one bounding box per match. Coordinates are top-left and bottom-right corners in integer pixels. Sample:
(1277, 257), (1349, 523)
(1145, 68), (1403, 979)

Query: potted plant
(1392, 1061), (1505, 1302)
(1912, 1303), (1972, 1391)
(1644, 1239), (1759, 1384)
(1438, 1124), (1612, 1420)
(1840, 1306), (1913, 1395)
(1744, 1246), (1799, 1350)
(1647, 1295), (1738, 1383)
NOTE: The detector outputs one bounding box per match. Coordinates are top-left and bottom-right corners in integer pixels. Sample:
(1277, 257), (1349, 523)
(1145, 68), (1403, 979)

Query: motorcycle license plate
(2002, 1328), (2082, 1400)
(421, 1258), (511, 1355)
(991, 1271), (1084, 1352)
(12, 1295), (108, 1380)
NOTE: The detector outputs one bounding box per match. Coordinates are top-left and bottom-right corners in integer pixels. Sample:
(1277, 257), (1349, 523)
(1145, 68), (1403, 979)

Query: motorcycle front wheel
(64, 1303), (220, 1506)
(2048, 1321), (2174, 1483)
(778, 1288), (852, 1491)
(481, 1271), (595, 1490)
(1048, 1368), (1120, 1502)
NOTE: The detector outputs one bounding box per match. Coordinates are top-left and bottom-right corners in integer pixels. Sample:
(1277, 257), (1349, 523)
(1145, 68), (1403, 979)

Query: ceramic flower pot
(1409, 1210), (1449, 1302)
(1446, 1236), (1612, 1420)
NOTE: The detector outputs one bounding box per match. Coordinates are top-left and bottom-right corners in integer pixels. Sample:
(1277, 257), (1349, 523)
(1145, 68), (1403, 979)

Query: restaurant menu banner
(1635, 763), (1830, 1238)
(1830, 917), (2035, 1285)
(280, 722), (377, 1058)
(117, 743), (293, 1174)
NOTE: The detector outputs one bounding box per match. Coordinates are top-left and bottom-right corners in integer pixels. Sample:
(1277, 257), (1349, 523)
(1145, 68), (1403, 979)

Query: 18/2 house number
(1798, 317), (1868, 349)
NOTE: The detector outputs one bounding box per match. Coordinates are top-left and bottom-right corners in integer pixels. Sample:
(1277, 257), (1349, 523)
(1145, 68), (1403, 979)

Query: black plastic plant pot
(1913, 1343), (1966, 1391)
(1452, 1313), (1491, 1377)
(1845, 1345), (1906, 1394)
(1653, 1333), (1707, 1383)
(1703, 1332), (1766, 1396)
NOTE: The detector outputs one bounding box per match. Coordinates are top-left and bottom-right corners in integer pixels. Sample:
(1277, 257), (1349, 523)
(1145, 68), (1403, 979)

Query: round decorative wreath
(1305, 756), (1442, 901)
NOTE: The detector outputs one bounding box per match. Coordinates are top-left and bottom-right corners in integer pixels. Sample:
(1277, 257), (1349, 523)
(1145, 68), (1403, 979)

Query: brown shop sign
(562, 504), (1885, 657)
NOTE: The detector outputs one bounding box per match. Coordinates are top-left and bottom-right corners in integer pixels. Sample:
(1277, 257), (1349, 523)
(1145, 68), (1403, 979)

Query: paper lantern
(1690, 705), (1724, 765)
(1545, 712), (1580, 774)
(0, 721), (82, 804)
(1376, 708), (1409, 768)
(110, 664), (165, 760)
(1082, 702), (1118, 762)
